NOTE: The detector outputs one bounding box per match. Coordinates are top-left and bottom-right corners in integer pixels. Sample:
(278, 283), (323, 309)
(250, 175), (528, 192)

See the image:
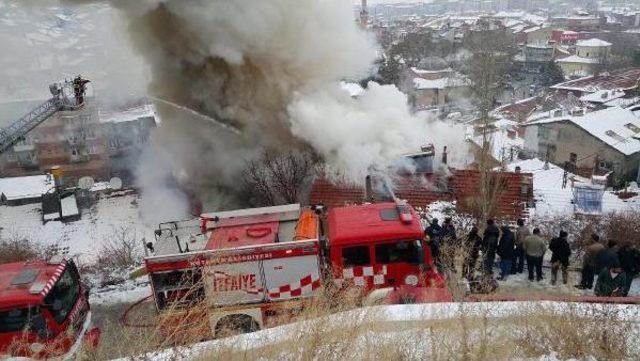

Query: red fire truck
(144, 201), (451, 338)
(0, 256), (100, 359)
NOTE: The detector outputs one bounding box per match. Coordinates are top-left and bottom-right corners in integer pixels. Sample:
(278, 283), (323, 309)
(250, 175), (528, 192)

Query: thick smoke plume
(106, 0), (463, 213)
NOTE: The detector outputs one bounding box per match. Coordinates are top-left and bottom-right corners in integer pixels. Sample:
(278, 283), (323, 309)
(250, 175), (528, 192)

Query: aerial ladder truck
(0, 76), (90, 154)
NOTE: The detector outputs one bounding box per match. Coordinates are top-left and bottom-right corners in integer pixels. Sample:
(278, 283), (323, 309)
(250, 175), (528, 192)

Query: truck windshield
(0, 307), (46, 334)
(44, 266), (80, 324)
(375, 240), (423, 265)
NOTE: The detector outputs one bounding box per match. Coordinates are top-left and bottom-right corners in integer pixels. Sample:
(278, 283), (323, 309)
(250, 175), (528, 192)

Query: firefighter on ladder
(72, 75), (90, 106)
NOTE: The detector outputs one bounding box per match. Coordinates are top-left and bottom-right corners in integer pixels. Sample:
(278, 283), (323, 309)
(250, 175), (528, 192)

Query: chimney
(365, 174), (374, 202)
(442, 146), (448, 165)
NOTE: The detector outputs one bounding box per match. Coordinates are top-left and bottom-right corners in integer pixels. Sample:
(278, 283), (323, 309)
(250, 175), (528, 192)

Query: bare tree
(463, 27), (517, 221)
(242, 149), (316, 207)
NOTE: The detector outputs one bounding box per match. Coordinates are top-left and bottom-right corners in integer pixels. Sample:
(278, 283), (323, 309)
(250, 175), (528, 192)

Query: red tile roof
(309, 170), (533, 220)
(551, 68), (640, 93)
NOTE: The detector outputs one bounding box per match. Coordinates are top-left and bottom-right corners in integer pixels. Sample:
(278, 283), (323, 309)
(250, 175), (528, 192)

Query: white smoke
(102, 0), (465, 209)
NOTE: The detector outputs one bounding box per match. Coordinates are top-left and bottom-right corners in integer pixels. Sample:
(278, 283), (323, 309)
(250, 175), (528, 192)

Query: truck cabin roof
(0, 258), (67, 309)
(152, 204), (319, 256)
(328, 202), (423, 247)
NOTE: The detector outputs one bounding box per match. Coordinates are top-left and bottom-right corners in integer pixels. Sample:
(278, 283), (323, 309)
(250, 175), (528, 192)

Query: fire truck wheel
(214, 314), (260, 338)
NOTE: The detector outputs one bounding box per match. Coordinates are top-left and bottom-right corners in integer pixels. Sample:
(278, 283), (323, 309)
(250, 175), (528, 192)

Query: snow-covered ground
(506, 158), (640, 216)
(111, 301), (640, 361)
(0, 194), (156, 264)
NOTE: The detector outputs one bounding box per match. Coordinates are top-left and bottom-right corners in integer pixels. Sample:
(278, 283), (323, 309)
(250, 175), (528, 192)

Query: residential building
(0, 102), (109, 185)
(522, 106), (640, 181)
(556, 38), (612, 77)
(405, 57), (471, 110)
(99, 104), (157, 183)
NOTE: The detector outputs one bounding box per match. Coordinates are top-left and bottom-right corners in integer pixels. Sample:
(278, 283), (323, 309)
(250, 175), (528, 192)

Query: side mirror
(146, 242), (155, 253)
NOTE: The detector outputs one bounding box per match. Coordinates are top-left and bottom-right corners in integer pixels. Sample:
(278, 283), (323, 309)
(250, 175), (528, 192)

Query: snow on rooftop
(413, 76), (470, 90)
(556, 54), (599, 64)
(0, 174), (53, 201)
(577, 38), (612, 47)
(99, 104), (157, 124)
(579, 89), (625, 103)
(526, 107), (640, 155)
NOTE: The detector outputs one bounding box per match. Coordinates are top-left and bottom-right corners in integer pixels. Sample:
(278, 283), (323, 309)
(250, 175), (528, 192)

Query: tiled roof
(309, 170), (533, 220)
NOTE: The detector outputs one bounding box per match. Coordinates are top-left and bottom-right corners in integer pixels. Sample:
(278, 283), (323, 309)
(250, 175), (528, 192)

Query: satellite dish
(109, 177), (123, 191)
(78, 176), (95, 190)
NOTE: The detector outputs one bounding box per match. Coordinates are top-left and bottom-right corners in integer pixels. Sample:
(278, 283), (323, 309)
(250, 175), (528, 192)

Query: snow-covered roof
(527, 107), (640, 155)
(411, 67), (452, 75)
(577, 38), (612, 47)
(0, 174), (53, 201)
(580, 89), (625, 103)
(340, 82), (365, 97)
(413, 76), (470, 90)
(556, 55), (599, 64)
(99, 104), (157, 124)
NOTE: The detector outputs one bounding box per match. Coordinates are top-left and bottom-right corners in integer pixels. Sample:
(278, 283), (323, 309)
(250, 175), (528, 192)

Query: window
(150, 269), (204, 310)
(341, 246), (370, 267)
(625, 123), (640, 133)
(44, 266), (80, 323)
(375, 240), (422, 265)
(570, 152), (577, 163)
(0, 307), (47, 335)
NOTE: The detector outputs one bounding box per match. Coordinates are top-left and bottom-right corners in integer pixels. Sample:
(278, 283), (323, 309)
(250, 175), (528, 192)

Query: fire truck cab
(144, 201), (450, 338)
(327, 202), (446, 292)
(0, 257), (99, 359)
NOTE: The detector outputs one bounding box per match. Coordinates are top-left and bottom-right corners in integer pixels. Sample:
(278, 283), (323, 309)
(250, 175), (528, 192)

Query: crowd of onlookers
(424, 217), (640, 297)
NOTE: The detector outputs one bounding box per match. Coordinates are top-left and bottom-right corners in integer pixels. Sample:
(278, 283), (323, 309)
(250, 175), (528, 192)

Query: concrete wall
(558, 61), (596, 77)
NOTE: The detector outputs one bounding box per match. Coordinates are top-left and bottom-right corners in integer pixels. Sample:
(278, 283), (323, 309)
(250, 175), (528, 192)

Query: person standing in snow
(595, 265), (627, 297)
(549, 230), (571, 285)
(594, 240), (619, 274)
(512, 218), (529, 274)
(496, 225), (515, 280)
(617, 242), (640, 296)
(425, 218), (443, 272)
(441, 217), (457, 271)
(577, 234), (604, 290)
(523, 228), (546, 282)
(482, 219), (500, 273)
(463, 226), (483, 280)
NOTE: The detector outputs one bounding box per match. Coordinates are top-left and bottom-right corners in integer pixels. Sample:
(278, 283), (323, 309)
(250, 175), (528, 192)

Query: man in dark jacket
(595, 265), (627, 297)
(512, 218), (529, 274)
(617, 242), (640, 296)
(482, 219), (500, 273)
(463, 226), (483, 280)
(425, 219), (443, 272)
(594, 240), (619, 273)
(549, 230), (571, 285)
(497, 225), (515, 280)
(577, 234), (604, 289)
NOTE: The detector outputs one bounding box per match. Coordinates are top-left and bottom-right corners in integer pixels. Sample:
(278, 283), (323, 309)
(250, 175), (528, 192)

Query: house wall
(526, 27), (552, 44)
(558, 61), (596, 77)
(576, 45), (610, 59)
(524, 121), (640, 181)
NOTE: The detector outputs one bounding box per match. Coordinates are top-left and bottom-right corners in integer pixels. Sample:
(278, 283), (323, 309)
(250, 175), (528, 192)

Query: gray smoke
(104, 0), (464, 215)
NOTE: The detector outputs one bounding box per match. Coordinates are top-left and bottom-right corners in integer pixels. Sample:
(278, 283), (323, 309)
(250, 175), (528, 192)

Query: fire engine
(143, 201), (452, 338)
(0, 256), (100, 359)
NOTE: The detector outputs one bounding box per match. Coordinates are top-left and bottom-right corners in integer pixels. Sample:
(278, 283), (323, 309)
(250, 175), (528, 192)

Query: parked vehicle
(0, 256), (100, 359)
(144, 201), (451, 338)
